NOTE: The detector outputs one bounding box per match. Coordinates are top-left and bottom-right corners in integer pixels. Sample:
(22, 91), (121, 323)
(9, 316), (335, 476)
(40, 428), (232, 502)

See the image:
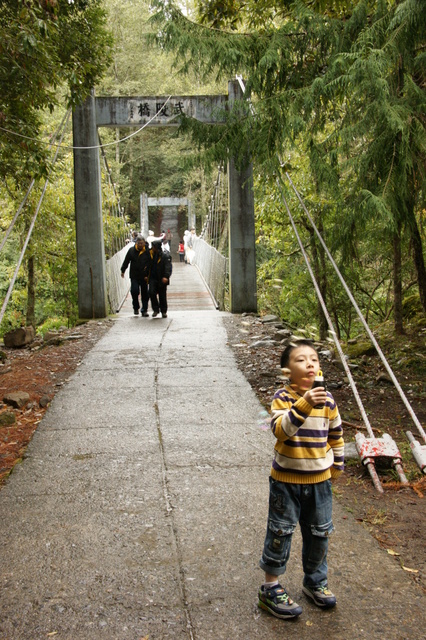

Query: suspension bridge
(0, 76), (425, 638)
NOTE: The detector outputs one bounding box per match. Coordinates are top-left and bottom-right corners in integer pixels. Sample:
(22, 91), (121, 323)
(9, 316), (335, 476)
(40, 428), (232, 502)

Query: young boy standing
(258, 340), (344, 620)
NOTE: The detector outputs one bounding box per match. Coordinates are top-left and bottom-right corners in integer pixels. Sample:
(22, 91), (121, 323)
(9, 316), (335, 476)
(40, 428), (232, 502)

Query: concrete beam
(95, 95), (227, 128)
(147, 197), (189, 207)
(72, 92), (108, 319)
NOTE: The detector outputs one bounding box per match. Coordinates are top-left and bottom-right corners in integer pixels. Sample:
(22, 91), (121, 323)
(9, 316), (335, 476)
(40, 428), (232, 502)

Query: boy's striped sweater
(270, 385), (344, 484)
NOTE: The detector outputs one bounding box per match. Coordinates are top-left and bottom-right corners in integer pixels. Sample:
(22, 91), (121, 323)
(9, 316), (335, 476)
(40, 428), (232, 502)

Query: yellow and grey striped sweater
(270, 385), (344, 484)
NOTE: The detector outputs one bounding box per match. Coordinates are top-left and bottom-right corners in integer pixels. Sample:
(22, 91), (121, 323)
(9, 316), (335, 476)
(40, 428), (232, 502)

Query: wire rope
(236, 74), (424, 441)
(0, 111), (71, 327)
(0, 96), (173, 152)
(284, 171), (425, 441)
(276, 177), (376, 439)
(0, 108), (71, 255)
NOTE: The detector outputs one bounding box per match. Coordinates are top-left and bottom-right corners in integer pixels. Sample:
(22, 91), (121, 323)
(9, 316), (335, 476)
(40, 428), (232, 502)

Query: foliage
(0, 0), (113, 184)
(150, 0), (426, 333)
(98, 0), (225, 230)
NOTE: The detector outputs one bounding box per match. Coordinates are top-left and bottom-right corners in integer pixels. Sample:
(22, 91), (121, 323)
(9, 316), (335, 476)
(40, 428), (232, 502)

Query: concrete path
(0, 264), (424, 639)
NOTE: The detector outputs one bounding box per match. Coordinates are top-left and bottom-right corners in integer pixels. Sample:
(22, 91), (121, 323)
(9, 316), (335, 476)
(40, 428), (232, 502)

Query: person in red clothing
(258, 340), (344, 620)
(177, 240), (185, 263)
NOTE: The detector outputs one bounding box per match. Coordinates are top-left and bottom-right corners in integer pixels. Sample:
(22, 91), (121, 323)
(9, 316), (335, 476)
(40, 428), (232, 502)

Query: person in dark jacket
(149, 240), (172, 318)
(121, 235), (151, 316)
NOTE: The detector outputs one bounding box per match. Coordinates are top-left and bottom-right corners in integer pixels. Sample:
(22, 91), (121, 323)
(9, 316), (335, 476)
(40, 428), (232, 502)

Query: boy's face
(287, 345), (320, 394)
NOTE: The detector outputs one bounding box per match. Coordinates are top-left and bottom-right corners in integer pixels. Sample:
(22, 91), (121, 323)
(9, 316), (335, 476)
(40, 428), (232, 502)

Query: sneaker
(258, 584), (302, 619)
(141, 311), (149, 317)
(152, 311), (159, 317)
(161, 313), (167, 318)
(302, 584), (336, 608)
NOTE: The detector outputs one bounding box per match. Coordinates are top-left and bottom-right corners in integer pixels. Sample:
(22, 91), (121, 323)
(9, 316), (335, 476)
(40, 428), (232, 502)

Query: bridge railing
(106, 245), (130, 313)
(191, 237), (228, 310)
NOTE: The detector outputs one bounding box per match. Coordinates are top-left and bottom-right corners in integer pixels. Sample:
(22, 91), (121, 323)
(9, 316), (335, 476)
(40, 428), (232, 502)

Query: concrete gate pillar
(227, 81), (257, 313)
(140, 193), (149, 238)
(72, 91), (108, 318)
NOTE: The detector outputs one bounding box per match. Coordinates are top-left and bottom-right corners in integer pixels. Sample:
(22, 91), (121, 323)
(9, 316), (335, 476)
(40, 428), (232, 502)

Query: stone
(3, 392), (30, 409)
(39, 395), (51, 408)
(43, 330), (59, 342)
(249, 339), (277, 348)
(3, 326), (34, 348)
(260, 314), (278, 323)
(376, 372), (393, 384)
(273, 329), (292, 341)
(0, 411), (16, 426)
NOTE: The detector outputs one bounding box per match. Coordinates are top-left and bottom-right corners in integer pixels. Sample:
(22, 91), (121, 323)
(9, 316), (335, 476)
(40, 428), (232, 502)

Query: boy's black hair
(280, 339), (318, 368)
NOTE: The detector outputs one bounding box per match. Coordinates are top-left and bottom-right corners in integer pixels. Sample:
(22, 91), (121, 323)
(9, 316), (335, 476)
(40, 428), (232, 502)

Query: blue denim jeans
(259, 478), (334, 587)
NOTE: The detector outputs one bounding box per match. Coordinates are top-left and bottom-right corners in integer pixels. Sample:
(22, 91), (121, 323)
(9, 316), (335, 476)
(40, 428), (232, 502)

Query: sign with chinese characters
(95, 95), (227, 128)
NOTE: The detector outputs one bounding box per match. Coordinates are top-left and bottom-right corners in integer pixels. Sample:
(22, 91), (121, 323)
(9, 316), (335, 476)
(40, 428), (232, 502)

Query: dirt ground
(222, 314), (426, 596)
(0, 313), (425, 596)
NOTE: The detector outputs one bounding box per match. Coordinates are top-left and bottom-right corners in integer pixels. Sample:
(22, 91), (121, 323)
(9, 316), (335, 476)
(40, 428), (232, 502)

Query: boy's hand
(304, 386), (327, 407)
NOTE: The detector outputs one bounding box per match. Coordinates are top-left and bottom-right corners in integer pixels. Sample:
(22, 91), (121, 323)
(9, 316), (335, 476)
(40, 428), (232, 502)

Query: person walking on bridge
(120, 235), (151, 316)
(148, 240), (172, 318)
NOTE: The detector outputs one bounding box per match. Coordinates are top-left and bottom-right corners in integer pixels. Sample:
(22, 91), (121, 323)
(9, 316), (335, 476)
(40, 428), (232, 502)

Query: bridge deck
(166, 261), (217, 311)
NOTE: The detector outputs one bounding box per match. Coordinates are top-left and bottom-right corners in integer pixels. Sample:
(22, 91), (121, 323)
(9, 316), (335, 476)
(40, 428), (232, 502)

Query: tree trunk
(309, 227), (328, 340)
(393, 225), (404, 334)
(407, 204), (426, 312)
(26, 254), (36, 329)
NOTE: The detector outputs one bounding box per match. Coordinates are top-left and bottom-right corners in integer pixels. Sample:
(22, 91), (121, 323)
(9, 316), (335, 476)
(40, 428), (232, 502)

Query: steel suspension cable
(0, 110), (72, 327)
(0, 96), (173, 152)
(235, 75), (424, 441)
(276, 178), (376, 440)
(284, 171), (425, 441)
(0, 108), (71, 255)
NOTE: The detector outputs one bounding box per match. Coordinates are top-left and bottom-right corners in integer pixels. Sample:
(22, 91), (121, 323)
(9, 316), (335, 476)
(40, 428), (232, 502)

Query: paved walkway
(0, 264), (424, 639)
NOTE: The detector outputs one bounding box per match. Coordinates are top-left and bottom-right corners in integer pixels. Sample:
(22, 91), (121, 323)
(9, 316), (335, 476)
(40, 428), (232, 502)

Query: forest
(0, 0), (425, 344)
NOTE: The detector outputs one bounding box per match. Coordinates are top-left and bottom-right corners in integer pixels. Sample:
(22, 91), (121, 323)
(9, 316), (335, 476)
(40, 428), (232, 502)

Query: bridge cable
(284, 170), (425, 442)
(98, 132), (129, 255)
(0, 96), (173, 152)
(236, 74), (424, 442)
(0, 110), (72, 328)
(276, 176), (376, 440)
(0, 108), (71, 255)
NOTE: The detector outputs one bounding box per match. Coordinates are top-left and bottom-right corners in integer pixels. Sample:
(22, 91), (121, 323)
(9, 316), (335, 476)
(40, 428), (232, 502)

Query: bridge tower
(72, 81), (256, 318)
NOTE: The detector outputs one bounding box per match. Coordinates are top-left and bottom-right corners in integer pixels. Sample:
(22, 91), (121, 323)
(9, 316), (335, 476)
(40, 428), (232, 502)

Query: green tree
(0, 0), (113, 185)
(150, 0), (426, 333)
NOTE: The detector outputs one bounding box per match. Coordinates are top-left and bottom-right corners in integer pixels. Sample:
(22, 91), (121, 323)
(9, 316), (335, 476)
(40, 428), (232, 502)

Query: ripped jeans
(259, 478), (334, 587)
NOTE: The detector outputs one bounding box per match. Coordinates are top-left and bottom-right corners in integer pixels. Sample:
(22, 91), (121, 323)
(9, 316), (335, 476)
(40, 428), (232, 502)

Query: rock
(273, 329), (292, 341)
(250, 339), (277, 348)
(345, 341), (377, 358)
(328, 381), (343, 389)
(332, 359), (349, 371)
(43, 330), (60, 342)
(39, 395), (51, 408)
(3, 326), (35, 348)
(0, 350), (7, 362)
(260, 315), (278, 323)
(376, 372), (393, 384)
(3, 392), (30, 409)
(0, 411), (16, 426)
